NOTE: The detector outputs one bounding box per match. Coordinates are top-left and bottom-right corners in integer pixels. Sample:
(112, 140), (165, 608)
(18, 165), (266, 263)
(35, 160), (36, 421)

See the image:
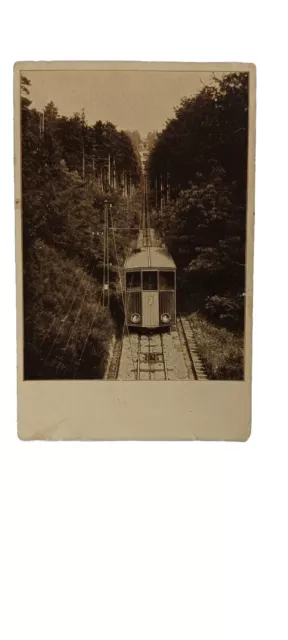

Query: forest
(148, 72), (248, 378)
(21, 71), (248, 381)
(21, 75), (141, 379)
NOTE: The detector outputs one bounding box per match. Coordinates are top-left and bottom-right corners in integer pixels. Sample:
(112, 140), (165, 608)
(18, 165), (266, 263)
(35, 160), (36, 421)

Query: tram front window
(143, 271), (158, 291)
(126, 271), (141, 291)
(159, 271), (175, 290)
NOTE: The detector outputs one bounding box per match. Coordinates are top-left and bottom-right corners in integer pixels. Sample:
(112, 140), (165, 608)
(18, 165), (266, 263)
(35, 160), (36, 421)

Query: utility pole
(141, 179), (144, 230)
(113, 157), (116, 189)
(143, 173), (146, 230)
(146, 173), (148, 227)
(103, 200), (109, 306)
(103, 201), (106, 299)
(144, 171), (150, 231)
(107, 205), (110, 305)
(160, 174), (163, 212)
(39, 111), (45, 139)
(82, 144), (85, 179)
(108, 154), (111, 189)
(146, 173), (150, 231)
(92, 142), (95, 177)
(81, 109), (86, 179)
(127, 171), (131, 215)
(155, 177), (158, 210)
(167, 173), (170, 202)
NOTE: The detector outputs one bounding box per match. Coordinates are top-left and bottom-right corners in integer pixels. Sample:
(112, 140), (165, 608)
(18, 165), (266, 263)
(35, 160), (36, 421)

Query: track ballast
(107, 316), (207, 381)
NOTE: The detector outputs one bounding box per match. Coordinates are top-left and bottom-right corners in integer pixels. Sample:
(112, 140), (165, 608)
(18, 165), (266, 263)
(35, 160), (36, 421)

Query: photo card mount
(14, 61), (256, 441)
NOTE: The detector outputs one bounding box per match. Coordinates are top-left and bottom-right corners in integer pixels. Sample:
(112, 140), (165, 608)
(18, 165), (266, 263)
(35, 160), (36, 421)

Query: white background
(1, 2), (287, 639)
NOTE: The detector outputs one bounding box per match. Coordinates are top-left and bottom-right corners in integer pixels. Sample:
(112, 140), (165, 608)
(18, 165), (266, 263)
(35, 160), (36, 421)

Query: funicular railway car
(124, 242), (176, 329)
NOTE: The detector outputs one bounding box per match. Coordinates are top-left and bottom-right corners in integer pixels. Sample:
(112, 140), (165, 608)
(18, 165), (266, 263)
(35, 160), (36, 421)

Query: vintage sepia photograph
(18, 64), (252, 384)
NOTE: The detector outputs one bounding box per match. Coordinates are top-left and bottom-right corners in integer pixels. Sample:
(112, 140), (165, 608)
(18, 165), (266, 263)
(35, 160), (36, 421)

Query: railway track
(177, 315), (207, 380)
(135, 332), (168, 380)
(106, 336), (123, 380)
(108, 316), (207, 381)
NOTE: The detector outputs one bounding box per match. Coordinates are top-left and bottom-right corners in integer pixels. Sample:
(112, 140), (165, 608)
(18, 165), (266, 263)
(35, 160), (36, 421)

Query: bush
(23, 241), (113, 379)
(204, 294), (244, 330)
(189, 312), (244, 380)
(148, 72), (248, 333)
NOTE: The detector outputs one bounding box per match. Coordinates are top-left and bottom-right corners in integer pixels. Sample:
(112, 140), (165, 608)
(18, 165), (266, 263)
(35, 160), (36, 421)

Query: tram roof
(124, 246), (176, 270)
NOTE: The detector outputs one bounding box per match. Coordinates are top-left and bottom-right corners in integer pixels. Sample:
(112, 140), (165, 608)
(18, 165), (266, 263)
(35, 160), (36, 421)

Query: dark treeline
(148, 72), (248, 331)
(21, 75), (141, 380)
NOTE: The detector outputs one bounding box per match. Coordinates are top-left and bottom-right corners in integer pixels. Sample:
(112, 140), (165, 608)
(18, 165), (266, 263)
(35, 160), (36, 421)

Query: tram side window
(143, 271), (158, 291)
(159, 271), (175, 290)
(126, 271), (141, 290)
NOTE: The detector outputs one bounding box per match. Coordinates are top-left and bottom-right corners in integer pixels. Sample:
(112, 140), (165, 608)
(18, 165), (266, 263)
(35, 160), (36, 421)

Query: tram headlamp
(131, 313), (140, 324)
(161, 313), (171, 324)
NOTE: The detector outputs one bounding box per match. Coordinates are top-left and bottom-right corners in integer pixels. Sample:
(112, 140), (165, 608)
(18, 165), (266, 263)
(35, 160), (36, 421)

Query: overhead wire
(111, 211), (137, 379)
(40, 267), (84, 349)
(73, 291), (103, 379)
(44, 261), (91, 368)
(55, 265), (96, 377)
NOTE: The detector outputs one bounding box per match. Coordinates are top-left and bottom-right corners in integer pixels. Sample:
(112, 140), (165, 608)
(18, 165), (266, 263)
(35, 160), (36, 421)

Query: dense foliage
(21, 75), (141, 379)
(190, 312), (244, 380)
(21, 71), (248, 381)
(148, 73), (248, 330)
